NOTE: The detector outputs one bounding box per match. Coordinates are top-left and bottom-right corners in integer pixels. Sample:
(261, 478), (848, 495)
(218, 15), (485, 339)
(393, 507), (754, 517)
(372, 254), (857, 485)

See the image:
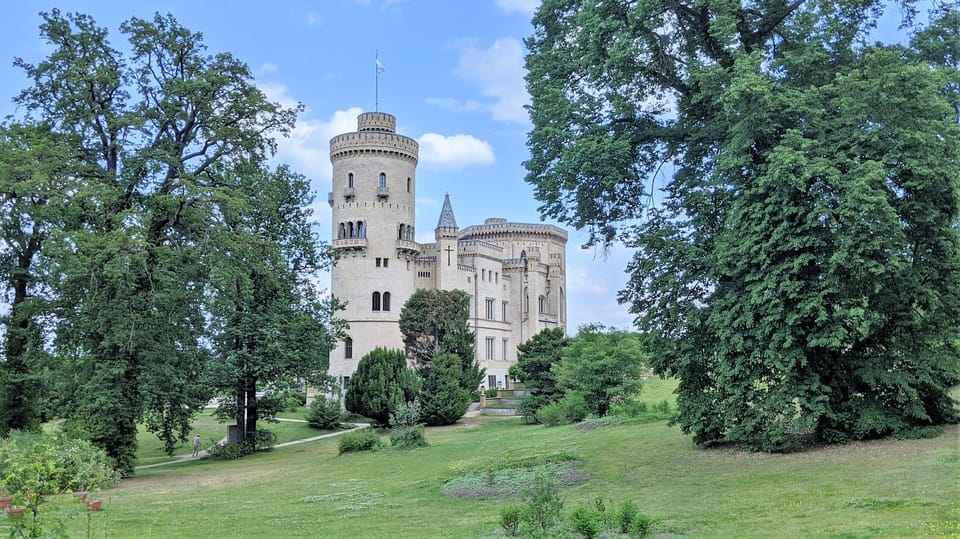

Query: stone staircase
(479, 384), (529, 416)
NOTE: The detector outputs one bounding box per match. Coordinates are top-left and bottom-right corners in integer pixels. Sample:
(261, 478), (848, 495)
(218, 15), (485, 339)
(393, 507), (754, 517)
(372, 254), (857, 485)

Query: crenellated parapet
(330, 131), (419, 164)
(460, 219), (568, 243)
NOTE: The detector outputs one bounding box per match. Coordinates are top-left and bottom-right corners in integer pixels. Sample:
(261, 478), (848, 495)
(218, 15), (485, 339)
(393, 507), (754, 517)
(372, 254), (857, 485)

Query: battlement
(330, 130), (419, 163)
(357, 112), (396, 132)
(460, 220), (568, 242)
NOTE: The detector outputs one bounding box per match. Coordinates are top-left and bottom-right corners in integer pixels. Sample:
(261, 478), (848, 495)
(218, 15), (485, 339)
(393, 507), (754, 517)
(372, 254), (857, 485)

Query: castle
(326, 111), (568, 392)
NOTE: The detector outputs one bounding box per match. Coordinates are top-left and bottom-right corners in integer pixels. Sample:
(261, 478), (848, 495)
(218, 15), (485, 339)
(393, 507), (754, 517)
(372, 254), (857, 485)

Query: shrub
(338, 428), (382, 454)
(500, 505), (523, 536)
(631, 512), (656, 536)
(0, 431), (119, 496)
(520, 476), (564, 536)
(484, 388), (499, 398)
(610, 399), (649, 418)
(418, 352), (473, 426)
(253, 429), (276, 451)
(570, 504), (602, 538)
(389, 400), (422, 428)
(390, 426), (427, 449)
(537, 402), (568, 427)
(307, 398), (342, 430)
(345, 348), (420, 426)
(560, 392), (589, 423)
(206, 429), (276, 460)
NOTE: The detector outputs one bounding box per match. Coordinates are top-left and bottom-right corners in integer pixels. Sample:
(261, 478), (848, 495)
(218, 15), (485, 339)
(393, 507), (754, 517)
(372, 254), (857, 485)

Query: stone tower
(327, 112), (419, 385)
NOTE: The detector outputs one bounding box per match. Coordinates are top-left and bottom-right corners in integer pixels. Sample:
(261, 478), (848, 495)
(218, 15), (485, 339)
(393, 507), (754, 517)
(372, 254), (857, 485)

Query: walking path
(135, 422), (370, 470)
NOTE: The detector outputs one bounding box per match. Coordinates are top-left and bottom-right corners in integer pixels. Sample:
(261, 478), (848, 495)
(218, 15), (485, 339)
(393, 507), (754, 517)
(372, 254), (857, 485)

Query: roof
(436, 193), (458, 229)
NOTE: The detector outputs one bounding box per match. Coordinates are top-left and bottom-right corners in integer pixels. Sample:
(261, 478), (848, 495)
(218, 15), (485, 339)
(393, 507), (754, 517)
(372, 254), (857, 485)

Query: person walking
(192, 434), (201, 458)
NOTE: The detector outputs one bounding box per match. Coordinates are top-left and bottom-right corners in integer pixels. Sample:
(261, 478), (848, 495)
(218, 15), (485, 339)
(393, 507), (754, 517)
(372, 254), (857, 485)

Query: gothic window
(538, 295), (546, 314)
(348, 172), (355, 188)
(357, 221), (365, 238)
(398, 224), (404, 240)
(406, 177), (411, 192)
(338, 223), (346, 239)
(348, 222), (355, 238)
(372, 291), (381, 311)
(382, 292), (391, 311)
(344, 337), (353, 359)
(379, 172), (387, 188)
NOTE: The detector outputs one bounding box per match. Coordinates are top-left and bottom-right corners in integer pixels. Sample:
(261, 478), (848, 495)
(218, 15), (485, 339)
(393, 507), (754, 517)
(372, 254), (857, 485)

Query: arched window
(382, 292), (391, 312)
(406, 177), (411, 192)
(372, 292), (381, 311)
(538, 295), (546, 314)
(348, 222), (355, 238)
(357, 221), (365, 238)
(338, 223), (346, 239)
(378, 172), (387, 188)
(398, 224), (405, 240)
(348, 172), (355, 188)
(344, 337), (353, 359)
(409, 226), (414, 240)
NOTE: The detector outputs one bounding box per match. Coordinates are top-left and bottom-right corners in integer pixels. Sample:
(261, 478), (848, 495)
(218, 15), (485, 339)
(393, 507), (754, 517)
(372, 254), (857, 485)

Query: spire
(436, 193), (458, 229)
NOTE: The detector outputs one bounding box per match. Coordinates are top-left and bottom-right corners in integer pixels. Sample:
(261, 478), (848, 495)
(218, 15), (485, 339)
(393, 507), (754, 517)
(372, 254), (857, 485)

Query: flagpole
(375, 50), (380, 112)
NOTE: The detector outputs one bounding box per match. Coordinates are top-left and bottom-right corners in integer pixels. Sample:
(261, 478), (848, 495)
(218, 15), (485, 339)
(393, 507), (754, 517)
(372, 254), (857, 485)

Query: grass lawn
(29, 407), (957, 538)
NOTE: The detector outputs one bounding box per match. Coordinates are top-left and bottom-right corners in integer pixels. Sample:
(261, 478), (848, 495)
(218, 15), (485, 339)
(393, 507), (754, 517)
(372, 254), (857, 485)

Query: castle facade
(327, 112), (567, 392)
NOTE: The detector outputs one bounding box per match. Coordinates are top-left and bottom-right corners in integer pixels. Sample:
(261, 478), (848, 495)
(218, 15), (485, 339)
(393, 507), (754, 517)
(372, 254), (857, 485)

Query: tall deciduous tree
(555, 325), (646, 417)
(205, 161), (344, 444)
(14, 10), (297, 474)
(525, 1), (960, 449)
(399, 288), (483, 400)
(508, 327), (570, 420)
(0, 123), (72, 435)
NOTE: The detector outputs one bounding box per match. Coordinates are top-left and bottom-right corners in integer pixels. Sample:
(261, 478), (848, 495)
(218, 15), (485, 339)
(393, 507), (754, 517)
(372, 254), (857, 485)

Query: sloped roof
(436, 193), (458, 229)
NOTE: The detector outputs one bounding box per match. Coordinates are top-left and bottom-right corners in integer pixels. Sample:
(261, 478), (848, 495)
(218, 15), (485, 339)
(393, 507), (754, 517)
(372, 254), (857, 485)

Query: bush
(570, 504), (602, 538)
(307, 398), (342, 430)
(537, 402), (568, 427)
(500, 505), (523, 536)
(560, 392), (589, 423)
(345, 348), (420, 426)
(520, 476), (564, 536)
(253, 429), (276, 451)
(484, 388), (499, 398)
(206, 429), (276, 460)
(338, 428), (382, 454)
(0, 431), (119, 496)
(418, 352), (473, 426)
(390, 426), (427, 449)
(389, 400), (422, 428)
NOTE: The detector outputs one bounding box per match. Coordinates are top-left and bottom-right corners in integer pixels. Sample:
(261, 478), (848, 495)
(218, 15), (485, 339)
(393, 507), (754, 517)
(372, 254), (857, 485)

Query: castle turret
(328, 112), (419, 387)
(434, 194), (461, 291)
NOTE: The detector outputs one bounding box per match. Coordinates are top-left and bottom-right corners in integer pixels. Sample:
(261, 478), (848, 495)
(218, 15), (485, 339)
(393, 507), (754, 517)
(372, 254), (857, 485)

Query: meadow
(7, 380), (960, 538)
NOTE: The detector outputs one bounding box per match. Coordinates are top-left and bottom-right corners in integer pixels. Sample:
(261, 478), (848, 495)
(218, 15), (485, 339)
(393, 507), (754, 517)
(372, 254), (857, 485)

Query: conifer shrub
(307, 398), (342, 430)
(345, 348), (420, 426)
(337, 428), (382, 454)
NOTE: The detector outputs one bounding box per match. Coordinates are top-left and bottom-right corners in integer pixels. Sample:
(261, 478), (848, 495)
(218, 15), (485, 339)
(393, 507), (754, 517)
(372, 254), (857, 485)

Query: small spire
(436, 193), (458, 229)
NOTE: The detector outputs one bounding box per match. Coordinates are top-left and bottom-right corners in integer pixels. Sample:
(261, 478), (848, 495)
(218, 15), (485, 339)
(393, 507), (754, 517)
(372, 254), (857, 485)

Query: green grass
(21, 408), (956, 538)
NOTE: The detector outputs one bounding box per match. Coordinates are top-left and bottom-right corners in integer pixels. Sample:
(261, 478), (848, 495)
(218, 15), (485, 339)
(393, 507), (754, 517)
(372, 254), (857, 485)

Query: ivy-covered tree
(0, 123), (72, 436)
(205, 161), (344, 447)
(13, 10), (297, 474)
(399, 288), (483, 406)
(525, 1), (960, 449)
(555, 325), (646, 417)
(345, 348), (420, 426)
(508, 327), (570, 421)
(418, 352), (474, 426)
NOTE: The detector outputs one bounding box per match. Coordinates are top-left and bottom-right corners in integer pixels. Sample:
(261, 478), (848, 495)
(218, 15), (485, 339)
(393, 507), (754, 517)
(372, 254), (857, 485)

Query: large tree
(205, 161), (344, 445)
(399, 288), (483, 399)
(555, 325), (646, 417)
(508, 327), (570, 421)
(525, 1), (960, 449)
(0, 123), (72, 435)
(13, 10), (297, 474)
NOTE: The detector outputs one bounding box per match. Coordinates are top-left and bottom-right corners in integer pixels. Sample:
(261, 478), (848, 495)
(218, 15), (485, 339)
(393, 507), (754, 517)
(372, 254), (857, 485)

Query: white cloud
(495, 0), (539, 15)
(258, 62), (278, 75)
(424, 96), (482, 113)
(446, 37), (530, 124)
(417, 133), (496, 170)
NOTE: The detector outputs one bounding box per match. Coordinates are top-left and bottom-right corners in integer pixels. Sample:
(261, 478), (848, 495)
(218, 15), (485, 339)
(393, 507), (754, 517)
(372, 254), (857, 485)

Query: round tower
(328, 112), (419, 386)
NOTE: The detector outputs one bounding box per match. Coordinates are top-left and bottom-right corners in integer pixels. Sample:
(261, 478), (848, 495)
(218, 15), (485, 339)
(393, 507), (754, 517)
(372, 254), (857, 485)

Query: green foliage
(500, 505), (523, 536)
(389, 399), (422, 429)
(560, 392), (589, 423)
(570, 503), (602, 538)
(389, 426), (427, 450)
(307, 398), (343, 430)
(337, 429), (382, 454)
(526, 0), (960, 449)
(537, 402), (567, 427)
(556, 325), (647, 417)
(511, 328), (570, 419)
(484, 388), (499, 398)
(399, 289), (477, 369)
(418, 352), (474, 426)
(519, 476), (564, 537)
(344, 348), (420, 426)
(206, 429), (276, 460)
(0, 431), (119, 496)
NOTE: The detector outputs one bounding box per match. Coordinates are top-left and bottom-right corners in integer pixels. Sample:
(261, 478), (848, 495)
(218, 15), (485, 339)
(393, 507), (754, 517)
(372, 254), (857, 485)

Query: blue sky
(0, 1), (918, 333)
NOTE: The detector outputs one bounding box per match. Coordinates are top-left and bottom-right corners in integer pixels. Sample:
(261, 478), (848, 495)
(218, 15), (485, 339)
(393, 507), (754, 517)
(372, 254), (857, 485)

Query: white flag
(376, 59), (385, 75)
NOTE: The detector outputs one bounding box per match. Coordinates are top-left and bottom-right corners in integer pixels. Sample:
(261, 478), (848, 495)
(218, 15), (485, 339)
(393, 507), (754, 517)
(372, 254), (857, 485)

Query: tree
(418, 352), (474, 426)
(526, 1), (960, 448)
(205, 161), (344, 446)
(554, 325), (646, 417)
(0, 123), (72, 435)
(399, 288), (483, 409)
(344, 348), (420, 426)
(508, 327), (570, 421)
(13, 10), (298, 474)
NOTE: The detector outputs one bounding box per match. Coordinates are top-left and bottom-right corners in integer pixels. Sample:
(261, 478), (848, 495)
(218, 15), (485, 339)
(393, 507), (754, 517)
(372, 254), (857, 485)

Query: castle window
(485, 298), (495, 320)
(482, 269), (486, 281)
(344, 337), (353, 359)
(378, 172), (387, 188)
(357, 221), (365, 238)
(383, 258), (389, 268)
(342, 376), (350, 390)
(338, 223), (346, 239)
(502, 301), (509, 322)
(372, 291), (381, 311)
(382, 292), (391, 311)
(407, 177), (411, 192)
(348, 172), (355, 188)
(538, 295), (546, 314)
(398, 224), (404, 240)
(348, 222), (355, 238)
(376, 258), (381, 267)
(503, 338), (509, 362)
(485, 337), (495, 360)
